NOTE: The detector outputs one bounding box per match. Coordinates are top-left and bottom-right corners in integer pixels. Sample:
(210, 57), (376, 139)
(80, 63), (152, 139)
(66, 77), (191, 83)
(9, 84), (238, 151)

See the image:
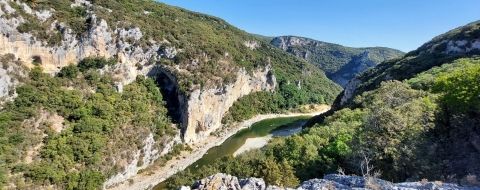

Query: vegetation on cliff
(223, 51), (341, 123)
(7, 0), (339, 95)
(0, 56), (176, 189)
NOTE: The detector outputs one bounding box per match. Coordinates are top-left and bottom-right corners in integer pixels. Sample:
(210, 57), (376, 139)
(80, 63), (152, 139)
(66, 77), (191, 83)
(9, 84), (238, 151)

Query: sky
(158, 0), (480, 52)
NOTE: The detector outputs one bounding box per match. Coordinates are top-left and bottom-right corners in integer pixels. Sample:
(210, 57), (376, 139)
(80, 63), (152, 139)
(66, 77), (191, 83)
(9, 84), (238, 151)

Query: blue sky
(158, 0), (480, 52)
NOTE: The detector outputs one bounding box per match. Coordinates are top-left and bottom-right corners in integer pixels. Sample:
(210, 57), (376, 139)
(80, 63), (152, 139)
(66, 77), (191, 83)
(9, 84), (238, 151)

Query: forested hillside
(271, 36), (404, 86)
(337, 21), (480, 108)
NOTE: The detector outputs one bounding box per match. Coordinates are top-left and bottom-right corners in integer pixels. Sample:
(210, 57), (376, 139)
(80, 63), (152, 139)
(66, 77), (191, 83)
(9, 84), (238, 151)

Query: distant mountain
(270, 36), (404, 86)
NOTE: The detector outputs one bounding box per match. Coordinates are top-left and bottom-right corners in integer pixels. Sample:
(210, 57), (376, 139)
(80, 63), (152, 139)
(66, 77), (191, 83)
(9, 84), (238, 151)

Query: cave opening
(147, 67), (185, 126)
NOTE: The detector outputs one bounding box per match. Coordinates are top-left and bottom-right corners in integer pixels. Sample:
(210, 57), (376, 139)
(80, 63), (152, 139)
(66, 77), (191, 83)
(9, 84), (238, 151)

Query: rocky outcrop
(183, 66), (276, 143)
(104, 133), (181, 188)
(182, 174), (480, 190)
(147, 64), (276, 144)
(183, 174), (270, 190)
(0, 54), (28, 106)
(338, 78), (361, 107)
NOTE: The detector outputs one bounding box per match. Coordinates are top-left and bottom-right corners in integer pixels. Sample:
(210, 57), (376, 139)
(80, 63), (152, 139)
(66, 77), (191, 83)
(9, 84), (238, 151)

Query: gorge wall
(183, 66), (275, 143)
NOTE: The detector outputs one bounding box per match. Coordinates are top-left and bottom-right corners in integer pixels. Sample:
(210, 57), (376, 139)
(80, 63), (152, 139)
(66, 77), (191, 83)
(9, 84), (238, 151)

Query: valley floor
(107, 105), (331, 190)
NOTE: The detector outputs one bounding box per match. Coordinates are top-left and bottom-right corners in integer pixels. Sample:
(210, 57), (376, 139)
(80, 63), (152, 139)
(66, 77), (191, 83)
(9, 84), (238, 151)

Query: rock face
(0, 54), (28, 106)
(0, 1), (154, 85)
(183, 66), (275, 143)
(184, 174), (269, 190)
(147, 64), (276, 144)
(104, 133), (181, 188)
(270, 36), (404, 87)
(182, 174), (479, 190)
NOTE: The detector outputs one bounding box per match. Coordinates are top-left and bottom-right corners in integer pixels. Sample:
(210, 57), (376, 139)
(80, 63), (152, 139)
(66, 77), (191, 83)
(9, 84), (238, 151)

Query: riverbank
(233, 135), (272, 157)
(107, 105), (330, 190)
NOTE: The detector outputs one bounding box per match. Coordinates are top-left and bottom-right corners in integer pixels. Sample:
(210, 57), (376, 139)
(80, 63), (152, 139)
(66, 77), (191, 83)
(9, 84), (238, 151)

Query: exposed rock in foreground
(181, 173), (480, 190)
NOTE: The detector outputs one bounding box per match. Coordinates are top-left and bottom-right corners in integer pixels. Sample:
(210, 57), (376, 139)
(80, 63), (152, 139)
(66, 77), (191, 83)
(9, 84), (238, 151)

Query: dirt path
(107, 105), (330, 190)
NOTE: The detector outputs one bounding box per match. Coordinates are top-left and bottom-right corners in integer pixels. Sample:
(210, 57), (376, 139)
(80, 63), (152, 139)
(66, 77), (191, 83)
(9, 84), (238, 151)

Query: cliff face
(183, 67), (275, 143)
(0, 54), (28, 105)
(0, 0), (154, 84)
(147, 64), (276, 144)
(271, 36), (404, 87)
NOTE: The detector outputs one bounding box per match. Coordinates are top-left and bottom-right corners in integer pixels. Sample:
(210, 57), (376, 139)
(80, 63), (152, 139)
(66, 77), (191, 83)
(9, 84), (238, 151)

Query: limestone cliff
(0, 0), (154, 84)
(0, 54), (28, 106)
(183, 66), (275, 143)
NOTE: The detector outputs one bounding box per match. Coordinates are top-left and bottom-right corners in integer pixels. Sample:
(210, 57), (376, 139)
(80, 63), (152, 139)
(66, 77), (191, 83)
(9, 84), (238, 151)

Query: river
(154, 116), (310, 189)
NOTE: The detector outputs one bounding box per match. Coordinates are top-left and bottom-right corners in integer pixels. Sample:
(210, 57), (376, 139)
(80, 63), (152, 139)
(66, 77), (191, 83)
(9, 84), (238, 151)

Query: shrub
(77, 57), (117, 72)
(57, 64), (79, 79)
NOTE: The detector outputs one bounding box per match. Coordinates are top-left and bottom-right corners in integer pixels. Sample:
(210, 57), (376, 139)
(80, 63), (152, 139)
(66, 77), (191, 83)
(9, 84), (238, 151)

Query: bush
(77, 57), (117, 72)
(57, 64), (79, 79)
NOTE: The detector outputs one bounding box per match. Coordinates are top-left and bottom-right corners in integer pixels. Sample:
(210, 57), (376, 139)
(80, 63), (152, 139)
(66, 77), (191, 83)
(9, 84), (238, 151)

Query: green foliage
(271, 57), (480, 183)
(408, 57), (480, 111)
(165, 154), (299, 189)
(432, 60), (480, 111)
(223, 50), (342, 123)
(343, 21), (480, 107)
(77, 57), (117, 72)
(0, 58), (175, 188)
(57, 64), (80, 79)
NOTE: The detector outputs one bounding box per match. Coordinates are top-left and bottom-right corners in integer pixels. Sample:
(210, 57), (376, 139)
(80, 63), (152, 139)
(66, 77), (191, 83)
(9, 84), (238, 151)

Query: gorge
(0, 0), (479, 190)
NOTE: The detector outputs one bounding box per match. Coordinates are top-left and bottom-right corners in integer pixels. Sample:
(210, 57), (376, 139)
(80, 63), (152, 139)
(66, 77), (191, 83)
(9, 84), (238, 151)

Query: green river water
(154, 116), (310, 189)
